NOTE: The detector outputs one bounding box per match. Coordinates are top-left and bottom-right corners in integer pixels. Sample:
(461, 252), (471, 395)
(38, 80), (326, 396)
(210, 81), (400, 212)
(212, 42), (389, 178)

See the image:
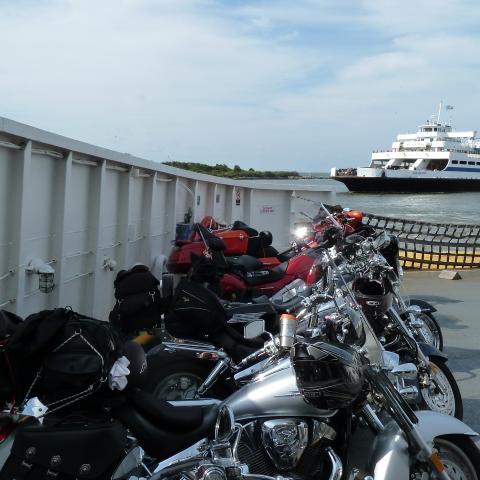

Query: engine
(236, 418), (338, 479)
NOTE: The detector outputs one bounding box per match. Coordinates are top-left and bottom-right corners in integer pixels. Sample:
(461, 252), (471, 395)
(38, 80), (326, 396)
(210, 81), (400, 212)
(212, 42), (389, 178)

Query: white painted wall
(0, 116), (335, 320)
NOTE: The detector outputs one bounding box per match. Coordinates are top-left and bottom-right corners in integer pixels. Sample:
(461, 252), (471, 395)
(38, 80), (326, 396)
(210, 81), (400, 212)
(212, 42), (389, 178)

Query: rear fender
(147, 340), (222, 363)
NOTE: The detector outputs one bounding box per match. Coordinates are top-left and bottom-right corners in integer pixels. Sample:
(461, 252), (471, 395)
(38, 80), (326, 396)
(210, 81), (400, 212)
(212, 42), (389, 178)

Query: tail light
(0, 423), (14, 443)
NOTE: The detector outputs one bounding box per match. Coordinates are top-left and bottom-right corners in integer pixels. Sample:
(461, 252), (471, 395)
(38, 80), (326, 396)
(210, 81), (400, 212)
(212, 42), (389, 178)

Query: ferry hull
(333, 176), (480, 193)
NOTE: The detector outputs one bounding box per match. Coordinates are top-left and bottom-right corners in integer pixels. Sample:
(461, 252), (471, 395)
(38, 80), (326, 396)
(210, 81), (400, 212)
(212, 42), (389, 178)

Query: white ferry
(331, 107), (480, 192)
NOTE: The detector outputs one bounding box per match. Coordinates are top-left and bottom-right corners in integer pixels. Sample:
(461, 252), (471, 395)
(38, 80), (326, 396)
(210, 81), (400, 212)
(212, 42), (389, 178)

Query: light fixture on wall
(26, 258), (55, 293)
(103, 257), (117, 271)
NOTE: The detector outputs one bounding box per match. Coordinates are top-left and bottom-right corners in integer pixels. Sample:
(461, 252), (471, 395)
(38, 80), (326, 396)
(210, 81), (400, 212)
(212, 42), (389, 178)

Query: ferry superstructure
(331, 111), (480, 192)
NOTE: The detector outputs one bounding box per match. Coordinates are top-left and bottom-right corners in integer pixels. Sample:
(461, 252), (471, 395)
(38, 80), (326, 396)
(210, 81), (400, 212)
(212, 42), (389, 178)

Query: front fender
(409, 298), (437, 313)
(418, 341), (448, 362)
(369, 412), (478, 480)
(415, 410), (478, 445)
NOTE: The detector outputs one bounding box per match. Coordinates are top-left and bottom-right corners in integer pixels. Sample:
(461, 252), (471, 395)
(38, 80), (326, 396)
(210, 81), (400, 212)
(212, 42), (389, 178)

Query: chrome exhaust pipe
(326, 447), (343, 480)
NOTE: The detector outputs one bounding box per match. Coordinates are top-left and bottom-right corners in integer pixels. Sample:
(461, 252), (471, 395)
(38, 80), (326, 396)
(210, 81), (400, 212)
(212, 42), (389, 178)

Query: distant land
(163, 161), (327, 179)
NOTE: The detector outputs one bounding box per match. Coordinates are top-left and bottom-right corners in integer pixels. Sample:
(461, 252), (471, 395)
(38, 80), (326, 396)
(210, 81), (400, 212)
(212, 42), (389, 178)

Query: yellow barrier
(401, 250), (480, 270)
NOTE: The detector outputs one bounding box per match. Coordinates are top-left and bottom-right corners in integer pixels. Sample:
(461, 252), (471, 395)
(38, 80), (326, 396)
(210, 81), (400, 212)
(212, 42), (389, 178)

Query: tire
(145, 352), (230, 401)
(419, 358), (463, 420)
(412, 437), (480, 480)
(415, 312), (444, 351)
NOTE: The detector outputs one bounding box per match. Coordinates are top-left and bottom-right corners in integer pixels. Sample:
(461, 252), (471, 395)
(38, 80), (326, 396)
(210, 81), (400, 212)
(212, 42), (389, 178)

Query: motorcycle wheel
(146, 353), (229, 401)
(419, 359), (463, 420)
(415, 312), (444, 351)
(412, 437), (480, 480)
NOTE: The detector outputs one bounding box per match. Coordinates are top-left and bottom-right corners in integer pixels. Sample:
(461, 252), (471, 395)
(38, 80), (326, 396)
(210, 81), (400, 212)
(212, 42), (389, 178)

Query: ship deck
(404, 269), (480, 431)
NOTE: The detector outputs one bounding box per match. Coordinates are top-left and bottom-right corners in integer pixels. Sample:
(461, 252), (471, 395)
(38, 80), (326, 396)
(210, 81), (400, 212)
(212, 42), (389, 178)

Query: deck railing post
(12, 141), (32, 317)
(118, 167), (133, 269)
(87, 159), (107, 318)
(52, 151), (73, 307)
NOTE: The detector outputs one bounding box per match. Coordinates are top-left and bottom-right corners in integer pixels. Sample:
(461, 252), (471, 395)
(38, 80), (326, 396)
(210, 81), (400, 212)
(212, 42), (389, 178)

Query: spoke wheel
(412, 438), (479, 480)
(416, 312), (443, 351)
(420, 360), (463, 419)
(153, 372), (204, 401)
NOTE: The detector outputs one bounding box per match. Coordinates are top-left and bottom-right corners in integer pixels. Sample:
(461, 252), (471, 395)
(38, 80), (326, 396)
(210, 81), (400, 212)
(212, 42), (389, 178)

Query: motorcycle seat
(241, 262), (287, 286)
(227, 255), (264, 273)
(209, 326), (264, 363)
(113, 389), (219, 461)
(224, 301), (276, 317)
(231, 220), (258, 237)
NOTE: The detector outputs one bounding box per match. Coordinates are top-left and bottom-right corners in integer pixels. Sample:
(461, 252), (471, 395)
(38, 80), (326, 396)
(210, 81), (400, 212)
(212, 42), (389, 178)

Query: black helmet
(352, 278), (393, 319)
(259, 230), (273, 247)
(291, 341), (364, 410)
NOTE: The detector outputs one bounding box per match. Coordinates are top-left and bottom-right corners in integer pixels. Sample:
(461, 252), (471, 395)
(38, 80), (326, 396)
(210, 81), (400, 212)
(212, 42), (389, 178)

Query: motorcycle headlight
(294, 226), (308, 239)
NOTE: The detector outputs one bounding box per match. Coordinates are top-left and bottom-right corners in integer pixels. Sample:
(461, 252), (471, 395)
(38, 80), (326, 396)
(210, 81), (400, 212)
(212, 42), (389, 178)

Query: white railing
(0, 117), (335, 319)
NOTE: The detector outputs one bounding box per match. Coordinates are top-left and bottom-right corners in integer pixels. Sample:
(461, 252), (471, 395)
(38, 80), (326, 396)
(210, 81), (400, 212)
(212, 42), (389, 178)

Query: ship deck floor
(404, 269), (480, 431)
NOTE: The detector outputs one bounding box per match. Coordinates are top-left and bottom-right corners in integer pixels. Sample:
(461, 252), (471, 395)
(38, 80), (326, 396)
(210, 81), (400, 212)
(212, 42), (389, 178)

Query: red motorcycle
(293, 208), (364, 249)
(170, 208), (368, 301)
(185, 223), (325, 301)
(167, 218), (281, 274)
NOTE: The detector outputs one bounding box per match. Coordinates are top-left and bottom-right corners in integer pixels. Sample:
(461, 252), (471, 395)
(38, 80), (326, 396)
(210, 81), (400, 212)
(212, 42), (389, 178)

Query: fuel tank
(224, 357), (337, 421)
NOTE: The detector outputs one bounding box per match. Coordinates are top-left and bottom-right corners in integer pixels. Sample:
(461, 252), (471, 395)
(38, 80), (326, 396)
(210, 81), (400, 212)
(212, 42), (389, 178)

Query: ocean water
(246, 178), (480, 225)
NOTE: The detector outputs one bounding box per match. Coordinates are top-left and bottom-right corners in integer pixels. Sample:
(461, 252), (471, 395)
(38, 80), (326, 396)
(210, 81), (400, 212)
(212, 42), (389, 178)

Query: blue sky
(1, 0), (479, 171)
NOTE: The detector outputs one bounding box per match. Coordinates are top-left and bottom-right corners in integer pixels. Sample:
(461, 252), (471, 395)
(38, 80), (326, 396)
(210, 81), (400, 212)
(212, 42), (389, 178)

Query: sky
(1, 0), (479, 171)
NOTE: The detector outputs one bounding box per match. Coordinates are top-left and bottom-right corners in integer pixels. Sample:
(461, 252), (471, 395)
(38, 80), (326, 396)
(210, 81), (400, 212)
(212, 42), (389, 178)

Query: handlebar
(235, 346), (269, 370)
(270, 287), (313, 312)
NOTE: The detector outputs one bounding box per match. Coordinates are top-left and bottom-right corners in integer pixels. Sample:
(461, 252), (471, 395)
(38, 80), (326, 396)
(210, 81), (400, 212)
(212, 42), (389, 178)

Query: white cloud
(0, 0), (479, 170)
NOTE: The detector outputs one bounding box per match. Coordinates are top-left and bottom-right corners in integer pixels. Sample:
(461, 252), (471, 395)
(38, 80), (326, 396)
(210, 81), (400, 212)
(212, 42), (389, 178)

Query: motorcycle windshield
(342, 303), (385, 367)
(323, 250), (386, 368)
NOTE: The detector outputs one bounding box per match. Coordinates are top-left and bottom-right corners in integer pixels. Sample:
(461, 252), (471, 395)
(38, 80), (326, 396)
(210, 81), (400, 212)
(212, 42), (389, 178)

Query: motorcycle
(146, 227), (448, 407)
(154, 294), (480, 480)
(304, 235), (460, 418)
(168, 205), (369, 301)
(179, 223), (325, 301)
(167, 220), (283, 275)
(2, 291), (477, 480)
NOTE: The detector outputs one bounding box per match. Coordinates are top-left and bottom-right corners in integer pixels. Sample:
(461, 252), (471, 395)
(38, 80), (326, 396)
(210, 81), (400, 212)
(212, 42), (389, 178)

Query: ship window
(477, 162), (480, 166)
(452, 161), (458, 164)
(426, 159), (449, 171)
(460, 161), (467, 165)
(468, 161), (475, 165)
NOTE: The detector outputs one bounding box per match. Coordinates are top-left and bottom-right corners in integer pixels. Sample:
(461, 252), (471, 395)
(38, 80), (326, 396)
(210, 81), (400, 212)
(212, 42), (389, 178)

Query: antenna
(436, 101), (442, 124)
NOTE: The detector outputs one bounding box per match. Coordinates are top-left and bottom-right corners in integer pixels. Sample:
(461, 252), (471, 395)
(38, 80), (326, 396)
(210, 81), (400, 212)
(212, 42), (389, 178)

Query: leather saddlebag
(0, 415), (127, 479)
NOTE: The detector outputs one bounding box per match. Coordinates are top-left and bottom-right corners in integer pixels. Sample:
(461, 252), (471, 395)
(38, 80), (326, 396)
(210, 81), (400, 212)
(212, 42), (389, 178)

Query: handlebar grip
(271, 287), (313, 312)
(236, 347), (268, 369)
